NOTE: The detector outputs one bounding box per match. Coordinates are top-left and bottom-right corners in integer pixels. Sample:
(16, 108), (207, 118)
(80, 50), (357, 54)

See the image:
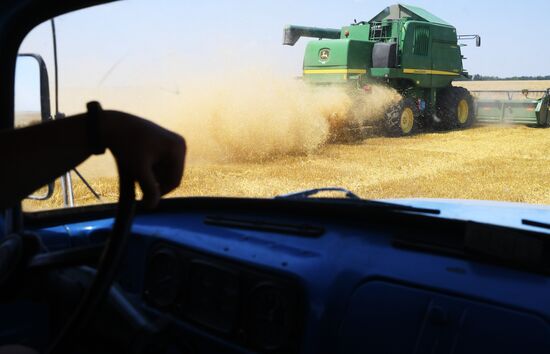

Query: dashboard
(26, 198), (550, 353)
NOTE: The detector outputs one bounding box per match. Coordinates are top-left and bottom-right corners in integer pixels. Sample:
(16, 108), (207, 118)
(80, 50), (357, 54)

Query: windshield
(15, 0), (550, 211)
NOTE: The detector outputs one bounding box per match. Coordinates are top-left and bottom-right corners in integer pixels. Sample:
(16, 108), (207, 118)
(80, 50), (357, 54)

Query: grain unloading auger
(283, 4), (549, 139)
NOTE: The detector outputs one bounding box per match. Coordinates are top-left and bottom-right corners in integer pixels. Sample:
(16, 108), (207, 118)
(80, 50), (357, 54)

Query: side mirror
(15, 54), (55, 201)
(458, 34), (481, 48)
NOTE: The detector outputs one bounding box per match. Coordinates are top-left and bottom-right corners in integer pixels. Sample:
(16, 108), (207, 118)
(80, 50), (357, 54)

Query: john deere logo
(319, 48), (330, 63)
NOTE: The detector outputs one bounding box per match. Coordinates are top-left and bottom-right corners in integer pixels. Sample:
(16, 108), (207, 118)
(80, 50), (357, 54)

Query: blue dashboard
(20, 198), (550, 353)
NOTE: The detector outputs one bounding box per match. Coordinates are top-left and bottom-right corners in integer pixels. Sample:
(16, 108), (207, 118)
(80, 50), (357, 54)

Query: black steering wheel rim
(45, 172), (136, 354)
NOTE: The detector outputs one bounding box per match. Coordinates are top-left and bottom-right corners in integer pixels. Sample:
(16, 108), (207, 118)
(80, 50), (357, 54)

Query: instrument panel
(143, 243), (305, 353)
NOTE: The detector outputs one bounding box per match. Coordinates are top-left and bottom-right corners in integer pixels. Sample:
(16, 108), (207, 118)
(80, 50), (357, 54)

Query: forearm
(0, 114), (93, 208)
(0, 107), (185, 210)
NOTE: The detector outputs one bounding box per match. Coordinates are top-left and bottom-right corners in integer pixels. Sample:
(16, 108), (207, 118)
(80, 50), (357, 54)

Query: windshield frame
(0, 0), (113, 235)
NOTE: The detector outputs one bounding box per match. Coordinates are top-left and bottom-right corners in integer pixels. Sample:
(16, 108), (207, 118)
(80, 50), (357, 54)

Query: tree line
(465, 74), (550, 81)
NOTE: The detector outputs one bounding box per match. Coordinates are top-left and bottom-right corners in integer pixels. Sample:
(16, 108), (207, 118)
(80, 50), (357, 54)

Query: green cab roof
(369, 4), (450, 26)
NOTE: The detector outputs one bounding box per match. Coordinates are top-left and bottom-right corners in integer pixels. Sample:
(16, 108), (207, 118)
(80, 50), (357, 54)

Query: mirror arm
(73, 168), (102, 201)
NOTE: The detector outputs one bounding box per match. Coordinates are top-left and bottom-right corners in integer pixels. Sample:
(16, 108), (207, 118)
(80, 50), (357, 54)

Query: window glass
(16, 0), (550, 211)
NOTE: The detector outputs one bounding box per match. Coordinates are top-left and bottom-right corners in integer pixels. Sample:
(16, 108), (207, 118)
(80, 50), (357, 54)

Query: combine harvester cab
(473, 89), (550, 127)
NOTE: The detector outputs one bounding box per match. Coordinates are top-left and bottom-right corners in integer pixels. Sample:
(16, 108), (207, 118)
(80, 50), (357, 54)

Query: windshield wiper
(275, 187), (361, 200)
(275, 187), (440, 215)
(522, 219), (550, 230)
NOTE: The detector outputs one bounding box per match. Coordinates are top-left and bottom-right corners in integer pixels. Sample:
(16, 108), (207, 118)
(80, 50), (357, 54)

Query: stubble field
(23, 80), (550, 211)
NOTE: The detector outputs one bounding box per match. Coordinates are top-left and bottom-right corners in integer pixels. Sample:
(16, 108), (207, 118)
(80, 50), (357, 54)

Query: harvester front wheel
(436, 87), (475, 129)
(384, 97), (419, 136)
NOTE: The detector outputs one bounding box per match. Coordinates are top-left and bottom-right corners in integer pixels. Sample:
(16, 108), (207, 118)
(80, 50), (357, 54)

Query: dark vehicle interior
(1, 1), (550, 354)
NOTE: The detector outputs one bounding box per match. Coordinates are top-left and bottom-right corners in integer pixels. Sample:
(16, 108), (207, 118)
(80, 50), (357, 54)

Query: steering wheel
(48, 173), (136, 353)
(0, 173), (136, 354)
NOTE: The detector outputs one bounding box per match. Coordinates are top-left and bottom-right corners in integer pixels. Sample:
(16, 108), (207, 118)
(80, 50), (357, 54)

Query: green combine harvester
(283, 4), (550, 137)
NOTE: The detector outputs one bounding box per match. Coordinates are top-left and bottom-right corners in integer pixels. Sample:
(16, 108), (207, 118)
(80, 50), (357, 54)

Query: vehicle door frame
(0, 0), (113, 236)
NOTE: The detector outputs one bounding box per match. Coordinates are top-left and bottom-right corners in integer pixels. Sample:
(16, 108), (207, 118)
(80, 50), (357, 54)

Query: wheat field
(23, 80), (550, 211)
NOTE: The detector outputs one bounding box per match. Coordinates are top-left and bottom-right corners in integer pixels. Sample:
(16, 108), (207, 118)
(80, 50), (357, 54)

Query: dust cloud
(66, 67), (401, 177)
(167, 70), (341, 162)
(348, 85), (402, 124)
(158, 69), (401, 163)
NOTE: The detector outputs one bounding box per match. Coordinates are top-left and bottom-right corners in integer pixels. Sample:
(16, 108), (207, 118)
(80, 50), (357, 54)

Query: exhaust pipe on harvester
(283, 25), (341, 46)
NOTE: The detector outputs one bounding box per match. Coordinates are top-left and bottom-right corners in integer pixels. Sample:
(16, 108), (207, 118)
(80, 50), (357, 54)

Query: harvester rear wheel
(384, 97), (419, 136)
(436, 87), (475, 130)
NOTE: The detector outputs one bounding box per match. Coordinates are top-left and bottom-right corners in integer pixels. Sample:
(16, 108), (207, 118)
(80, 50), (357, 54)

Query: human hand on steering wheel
(0, 102), (186, 209)
(0, 102), (187, 354)
(42, 107), (187, 353)
(100, 110), (186, 208)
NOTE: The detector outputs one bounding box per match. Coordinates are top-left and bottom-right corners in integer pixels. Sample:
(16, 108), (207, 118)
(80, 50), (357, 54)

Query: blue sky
(16, 0), (550, 112)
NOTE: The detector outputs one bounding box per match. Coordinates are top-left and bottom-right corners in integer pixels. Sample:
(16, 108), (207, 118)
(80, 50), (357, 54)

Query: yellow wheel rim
(400, 107), (414, 134)
(457, 99), (469, 124)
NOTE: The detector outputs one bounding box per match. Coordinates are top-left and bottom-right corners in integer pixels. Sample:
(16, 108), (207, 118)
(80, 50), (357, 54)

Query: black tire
(435, 86), (475, 130)
(384, 97), (420, 136)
